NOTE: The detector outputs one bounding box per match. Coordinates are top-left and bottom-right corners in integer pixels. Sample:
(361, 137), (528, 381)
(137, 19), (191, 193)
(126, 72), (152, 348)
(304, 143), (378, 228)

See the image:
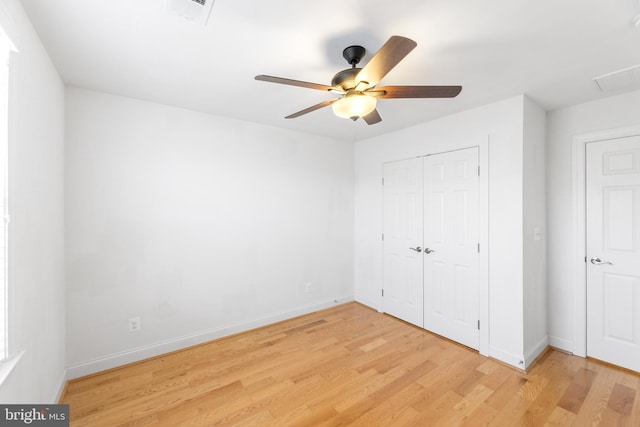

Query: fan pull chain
(353, 120), (357, 143)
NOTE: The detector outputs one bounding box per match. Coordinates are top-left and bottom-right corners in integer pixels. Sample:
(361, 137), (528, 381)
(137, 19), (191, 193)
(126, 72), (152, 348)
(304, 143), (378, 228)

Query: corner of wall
(522, 95), (548, 358)
(53, 369), (69, 403)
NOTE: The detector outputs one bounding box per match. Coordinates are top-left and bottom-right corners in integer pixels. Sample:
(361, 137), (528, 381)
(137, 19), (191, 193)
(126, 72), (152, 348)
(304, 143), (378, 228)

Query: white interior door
(383, 158), (424, 327)
(586, 136), (640, 372)
(423, 148), (480, 349)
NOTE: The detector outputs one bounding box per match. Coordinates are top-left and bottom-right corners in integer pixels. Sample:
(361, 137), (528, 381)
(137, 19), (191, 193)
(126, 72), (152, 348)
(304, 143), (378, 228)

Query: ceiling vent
(593, 64), (640, 94)
(165, 0), (215, 25)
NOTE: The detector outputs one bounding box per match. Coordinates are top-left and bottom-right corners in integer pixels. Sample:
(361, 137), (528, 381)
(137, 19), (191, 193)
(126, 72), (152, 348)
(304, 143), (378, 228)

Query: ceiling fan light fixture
(256, 36), (460, 125)
(332, 93), (377, 120)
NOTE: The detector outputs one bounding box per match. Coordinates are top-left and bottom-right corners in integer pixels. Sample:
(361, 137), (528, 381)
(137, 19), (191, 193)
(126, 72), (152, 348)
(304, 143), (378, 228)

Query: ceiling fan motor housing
(331, 68), (362, 91)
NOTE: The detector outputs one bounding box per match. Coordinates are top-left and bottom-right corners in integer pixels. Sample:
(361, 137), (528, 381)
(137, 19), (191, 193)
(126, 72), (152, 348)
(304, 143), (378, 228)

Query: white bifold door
(423, 149), (480, 349)
(382, 158), (424, 327)
(383, 148), (480, 349)
(586, 136), (640, 373)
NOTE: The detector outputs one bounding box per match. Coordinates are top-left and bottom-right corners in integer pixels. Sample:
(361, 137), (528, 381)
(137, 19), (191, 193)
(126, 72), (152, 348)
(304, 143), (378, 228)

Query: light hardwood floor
(62, 302), (639, 426)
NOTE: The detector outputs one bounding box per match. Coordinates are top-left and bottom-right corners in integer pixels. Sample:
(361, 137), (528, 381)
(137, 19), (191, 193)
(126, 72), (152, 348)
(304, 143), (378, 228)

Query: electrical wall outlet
(305, 282), (312, 293)
(128, 317), (141, 332)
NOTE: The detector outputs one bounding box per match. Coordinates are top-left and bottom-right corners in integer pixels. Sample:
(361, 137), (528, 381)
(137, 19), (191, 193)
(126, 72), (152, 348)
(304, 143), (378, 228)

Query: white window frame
(0, 28), (11, 363)
(0, 16), (18, 384)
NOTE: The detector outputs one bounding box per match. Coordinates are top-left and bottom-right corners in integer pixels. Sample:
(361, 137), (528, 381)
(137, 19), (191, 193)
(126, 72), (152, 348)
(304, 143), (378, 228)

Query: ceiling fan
(255, 35), (462, 125)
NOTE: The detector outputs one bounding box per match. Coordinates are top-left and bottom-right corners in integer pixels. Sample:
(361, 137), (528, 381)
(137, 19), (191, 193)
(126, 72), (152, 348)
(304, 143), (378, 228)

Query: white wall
(354, 95), (531, 367)
(65, 88), (354, 377)
(0, 0), (66, 403)
(546, 89), (640, 352)
(522, 96), (547, 365)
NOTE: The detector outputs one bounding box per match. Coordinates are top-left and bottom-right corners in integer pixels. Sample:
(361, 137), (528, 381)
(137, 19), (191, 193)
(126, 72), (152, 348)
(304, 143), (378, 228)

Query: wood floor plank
(410, 390), (464, 425)
(430, 383), (494, 426)
(557, 367), (597, 413)
(608, 383), (636, 415)
(543, 406), (576, 426)
(61, 302), (640, 426)
(462, 402), (499, 426)
(569, 365), (618, 426)
(617, 369), (640, 426)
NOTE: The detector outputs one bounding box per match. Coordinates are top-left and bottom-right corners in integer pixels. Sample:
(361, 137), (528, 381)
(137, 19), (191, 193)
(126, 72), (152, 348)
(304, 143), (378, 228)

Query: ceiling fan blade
(285, 99), (338, 119)
(355, 36), (417, 87)
(255, 75), (338, 92)
(375, 85), (462, 98)
(363, 109), (382, 125)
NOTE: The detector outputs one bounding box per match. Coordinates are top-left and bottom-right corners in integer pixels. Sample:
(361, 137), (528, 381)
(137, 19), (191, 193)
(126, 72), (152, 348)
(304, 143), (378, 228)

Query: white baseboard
(489, 336), (550, 371)
(489, 345), (525, 370)
(353, 296), (377, 311)
(67, 295), (354, 380)
(548, 335), (574, 354)
(524, 335), (549, 369)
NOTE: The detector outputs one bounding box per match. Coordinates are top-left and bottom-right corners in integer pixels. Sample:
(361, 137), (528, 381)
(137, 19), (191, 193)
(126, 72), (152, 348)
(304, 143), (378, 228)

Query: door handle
(424, 248), (436, 254)
(409, 246), (422, 253)
(590, 257), (613, 265)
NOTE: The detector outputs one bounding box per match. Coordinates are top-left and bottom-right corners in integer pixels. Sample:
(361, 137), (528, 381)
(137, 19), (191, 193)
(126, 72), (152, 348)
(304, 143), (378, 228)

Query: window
(0, 30), (11, 361)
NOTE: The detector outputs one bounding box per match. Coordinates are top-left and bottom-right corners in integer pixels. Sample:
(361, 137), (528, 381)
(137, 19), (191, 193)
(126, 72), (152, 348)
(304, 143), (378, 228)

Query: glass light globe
(332, 93), (377, 120)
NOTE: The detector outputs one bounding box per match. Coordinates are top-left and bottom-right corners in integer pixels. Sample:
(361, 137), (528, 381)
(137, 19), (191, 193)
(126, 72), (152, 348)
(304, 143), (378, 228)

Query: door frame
(571, 124), (640, 357)
(382, 137), (489, 357)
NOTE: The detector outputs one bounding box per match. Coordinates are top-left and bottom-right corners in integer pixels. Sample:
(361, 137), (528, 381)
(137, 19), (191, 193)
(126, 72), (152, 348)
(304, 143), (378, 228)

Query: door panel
(423, 148), (480, 349)
(431, 261), (445, 315)
(454, 265), (470, 321)
(603, 273), (638, 343)
(586, 136), (640, 372)
(383, 158), (424, 327)
(605, 188), (636, 251)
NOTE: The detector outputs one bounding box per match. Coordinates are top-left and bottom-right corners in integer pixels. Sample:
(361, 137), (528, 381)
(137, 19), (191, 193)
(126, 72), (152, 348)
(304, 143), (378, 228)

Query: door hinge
(477, 320), (480, 330)
(478, 166), (480, 177)
(477, 243), (480, 253)
(382, 289), (384, 297)
(584, 256), (587, 263)
(381, 233), (384, 241)
(382, 177), (384, 186)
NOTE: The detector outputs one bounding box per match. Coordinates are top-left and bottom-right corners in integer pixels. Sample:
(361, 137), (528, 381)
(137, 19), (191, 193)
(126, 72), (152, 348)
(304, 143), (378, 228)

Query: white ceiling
(19, 0), (640, 141)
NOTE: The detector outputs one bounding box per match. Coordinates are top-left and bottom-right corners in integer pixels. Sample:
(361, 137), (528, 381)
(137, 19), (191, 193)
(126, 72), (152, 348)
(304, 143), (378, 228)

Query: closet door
(382, 158), (424, 327)
(586, 136), (640, 372)
(423, 148), (480, 349)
